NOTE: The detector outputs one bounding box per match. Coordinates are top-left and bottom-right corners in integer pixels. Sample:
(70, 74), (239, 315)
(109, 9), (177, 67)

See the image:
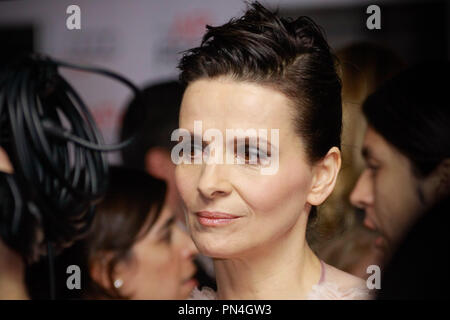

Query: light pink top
(189, 260), (372, 300)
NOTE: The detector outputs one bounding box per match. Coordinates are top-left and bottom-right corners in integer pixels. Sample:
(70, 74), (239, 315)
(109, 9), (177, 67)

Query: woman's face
(350, 127), (425, 253)
(175, 78), (318, 259)
(114, 205), (198, 299)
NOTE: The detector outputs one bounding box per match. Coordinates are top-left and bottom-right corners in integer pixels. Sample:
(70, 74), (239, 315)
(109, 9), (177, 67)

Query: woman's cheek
(232, 163), (310, 213)
(146, 246), (180, 298)
(175, 165), (197, 205)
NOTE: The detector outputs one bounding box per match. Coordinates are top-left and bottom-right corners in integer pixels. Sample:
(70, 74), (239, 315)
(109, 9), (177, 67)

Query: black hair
(363, 61), (450, 178)
(120, 81), (184, 170)
(178, 1), (342, 163)
(26, 166), (167, 299)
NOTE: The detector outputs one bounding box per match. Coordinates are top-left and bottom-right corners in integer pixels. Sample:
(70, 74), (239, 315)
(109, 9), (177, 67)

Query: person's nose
(197, 164), (232, 200)
(350, 169), (374, 211)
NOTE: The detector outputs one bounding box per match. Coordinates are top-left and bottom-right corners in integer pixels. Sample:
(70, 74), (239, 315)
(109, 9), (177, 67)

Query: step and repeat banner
(0, 0), (447, 163)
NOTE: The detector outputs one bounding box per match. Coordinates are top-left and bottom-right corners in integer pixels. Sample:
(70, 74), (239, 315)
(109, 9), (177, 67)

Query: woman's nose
(197, 164), (232, 200)
(350, 169), (374, 210)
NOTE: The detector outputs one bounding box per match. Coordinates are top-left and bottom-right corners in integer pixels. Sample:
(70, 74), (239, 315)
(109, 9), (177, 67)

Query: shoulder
(307, 262), (372, 300)
(324, 262), (367, 289)
(188, 286), (217, 300)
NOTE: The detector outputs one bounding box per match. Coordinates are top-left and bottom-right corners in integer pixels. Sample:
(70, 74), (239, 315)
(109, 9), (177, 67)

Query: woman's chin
(196, 245), (231, 259)
(193, 239), (245, 260)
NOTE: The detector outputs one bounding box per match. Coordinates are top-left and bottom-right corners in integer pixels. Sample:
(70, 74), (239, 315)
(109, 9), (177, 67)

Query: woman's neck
(213, 217), (322, 300)
(0, 239), (29, 300)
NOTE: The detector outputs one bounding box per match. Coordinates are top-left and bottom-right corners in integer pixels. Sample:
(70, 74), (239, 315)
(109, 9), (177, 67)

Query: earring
(114, 278), (123, 289)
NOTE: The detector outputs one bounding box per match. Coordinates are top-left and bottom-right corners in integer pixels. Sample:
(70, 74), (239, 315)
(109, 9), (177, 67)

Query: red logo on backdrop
(90, 101), (122, 131)
(155, 10), (214, 66)
(168, 10), (212, 42)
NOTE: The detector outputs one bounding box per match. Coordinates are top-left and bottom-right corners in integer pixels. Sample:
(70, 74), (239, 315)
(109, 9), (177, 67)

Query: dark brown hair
(179, 1), (342, 162)
(178, 1), (342, 238)
(363, 61), (450, 179)
(120, 81), (184, 171)
(26, 166), (167, 299)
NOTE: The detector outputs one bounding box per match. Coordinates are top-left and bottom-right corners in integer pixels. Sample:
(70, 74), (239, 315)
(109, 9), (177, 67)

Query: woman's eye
(245, 146), (259, 162)
(236, 143), (269, 165)
(367, 163), (380, 175)
(181, 142), (203, 159)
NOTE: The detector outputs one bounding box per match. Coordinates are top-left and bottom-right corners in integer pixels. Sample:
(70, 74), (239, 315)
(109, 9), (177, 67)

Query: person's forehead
(363, 126), (405, 163)
(180, 78), (293, 130)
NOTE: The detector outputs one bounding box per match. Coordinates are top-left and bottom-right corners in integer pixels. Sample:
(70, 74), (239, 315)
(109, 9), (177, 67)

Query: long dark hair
(26, 166), (166, 299)
(363, 61), (450, 178)
(120, 81), (184, 171)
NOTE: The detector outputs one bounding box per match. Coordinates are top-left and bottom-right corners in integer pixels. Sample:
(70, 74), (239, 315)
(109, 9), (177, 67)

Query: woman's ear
(90, 252), (136, 297)
(89, 255), (110, 290)
(89, 252), (119, 292)
(306, 147), (342, 206)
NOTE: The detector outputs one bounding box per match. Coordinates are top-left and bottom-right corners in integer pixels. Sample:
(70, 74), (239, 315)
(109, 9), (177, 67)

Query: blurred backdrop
(0, 0), (448, 163)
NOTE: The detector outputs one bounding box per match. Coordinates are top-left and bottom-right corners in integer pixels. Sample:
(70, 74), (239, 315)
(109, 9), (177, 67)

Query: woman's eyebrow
(187, 131), (277, 151)
(228, 136), (273, 147)
(256, 136), (272, 149)
(362, 146), (378, 162)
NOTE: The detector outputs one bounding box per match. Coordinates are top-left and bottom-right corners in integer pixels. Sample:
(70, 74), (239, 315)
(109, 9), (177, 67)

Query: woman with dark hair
(27, 166), (199, 299)
(350, 61), (450, 263)
(175, 2), (370, 299)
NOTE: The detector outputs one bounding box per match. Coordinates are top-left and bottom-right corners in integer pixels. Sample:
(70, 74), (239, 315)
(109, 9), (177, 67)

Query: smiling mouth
(195, 211), (241, 227)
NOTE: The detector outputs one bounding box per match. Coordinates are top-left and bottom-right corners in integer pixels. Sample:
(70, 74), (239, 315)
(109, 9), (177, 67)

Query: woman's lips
(364, 217), (389, 252)
(196, 211), (241, 227)
(181, 268), (198, 288)
(182, 276), (198, 288)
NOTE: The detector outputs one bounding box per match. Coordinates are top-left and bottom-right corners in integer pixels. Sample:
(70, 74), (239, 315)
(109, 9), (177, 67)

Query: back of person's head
(363, 61), (450, 184)
(120, 81), (184, 171)
(0, 56), (112, 264)
(27, 166), (167, 299)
